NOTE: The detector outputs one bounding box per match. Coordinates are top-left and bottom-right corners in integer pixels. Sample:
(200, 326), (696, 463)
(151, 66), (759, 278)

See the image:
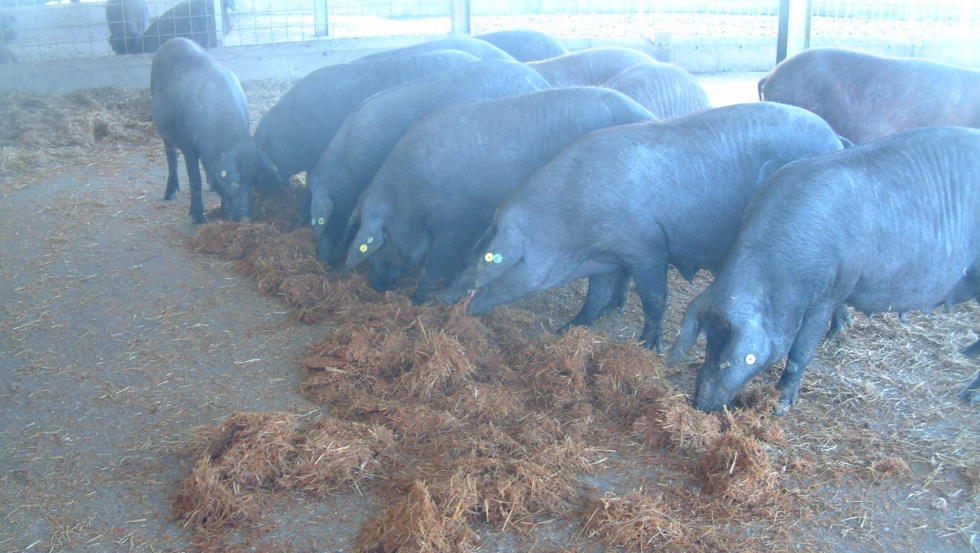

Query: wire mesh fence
(0, 0), (977, 63)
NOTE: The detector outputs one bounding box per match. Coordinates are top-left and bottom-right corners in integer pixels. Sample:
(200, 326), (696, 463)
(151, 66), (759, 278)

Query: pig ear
(667, 294), (706, 367)
(473, 222), (525, 289)
(344, 212), (384, 268)
(756, 159), (781, 185)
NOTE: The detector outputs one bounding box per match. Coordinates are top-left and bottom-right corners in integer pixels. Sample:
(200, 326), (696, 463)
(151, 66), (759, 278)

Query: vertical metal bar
(213, 0), (224, 46)
(451, 0), (471, 34)
(776, 0), (812, 63)
(777, 0), (790, 62)
(314, 0), (329, 37)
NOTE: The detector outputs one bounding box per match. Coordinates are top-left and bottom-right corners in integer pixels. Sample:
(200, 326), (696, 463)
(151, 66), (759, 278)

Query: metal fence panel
(0, 0), (977, 63)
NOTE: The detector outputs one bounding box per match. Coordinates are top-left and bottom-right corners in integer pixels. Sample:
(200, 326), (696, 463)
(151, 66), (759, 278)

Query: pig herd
(150, 32), (980, 415)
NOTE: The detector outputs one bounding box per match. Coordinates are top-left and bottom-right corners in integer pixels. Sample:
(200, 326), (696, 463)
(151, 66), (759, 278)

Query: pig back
(735, 125), (980, 313)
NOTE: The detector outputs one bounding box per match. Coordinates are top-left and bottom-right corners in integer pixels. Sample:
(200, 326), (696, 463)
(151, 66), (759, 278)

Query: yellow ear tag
(359, 244), (368, 253)
(318, 217), (325, 225)
(220, 170), (227, 178)
(484, 252), (494, 263)
(745, 353), (757, 366)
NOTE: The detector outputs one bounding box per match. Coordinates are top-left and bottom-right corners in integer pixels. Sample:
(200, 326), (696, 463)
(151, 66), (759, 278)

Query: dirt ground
(1, 72), (978, 553)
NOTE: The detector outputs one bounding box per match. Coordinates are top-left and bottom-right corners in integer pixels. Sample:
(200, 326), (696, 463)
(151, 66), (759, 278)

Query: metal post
(314, 0), (329, 37)
(213, 0), (224, 47)
(776, 0), (812, 63)
(451, 0), (471, 35)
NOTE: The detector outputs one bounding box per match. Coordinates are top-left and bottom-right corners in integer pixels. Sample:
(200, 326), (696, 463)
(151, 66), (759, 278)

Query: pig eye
(745, 353), (757, 365)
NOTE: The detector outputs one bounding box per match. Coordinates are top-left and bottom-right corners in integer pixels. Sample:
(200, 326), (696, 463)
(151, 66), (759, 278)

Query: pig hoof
(959, 340), (980, 359)
(641, 336), (663, 354)
(437, 288), (469, 306)
(826, 306), (853, 339)
(191, 212), (208, 225)
(959, 387), (980, 405)
(437, 291), (458, 305)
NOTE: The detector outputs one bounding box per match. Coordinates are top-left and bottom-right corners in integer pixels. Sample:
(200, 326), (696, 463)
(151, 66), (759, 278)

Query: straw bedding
(4, 79), (975, 553)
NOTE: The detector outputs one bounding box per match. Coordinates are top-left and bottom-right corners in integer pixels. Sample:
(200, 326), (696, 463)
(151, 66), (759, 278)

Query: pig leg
(439, 263), (477, 306)
(960, 337), (980, 358)
(955, 303), (980, 402)
(163, 142), (180, 200)
(562, 268), (632, 331)
(826, 304), (852, 339)
(631, 259), (670, 353)
(183, 149), (208, 224)
(959, 372), (980, 405)
(411, 240), (462, 306)
(774, 304), (836, 415)
(957, 295), (980, 357)
(411, 266), (440, 305)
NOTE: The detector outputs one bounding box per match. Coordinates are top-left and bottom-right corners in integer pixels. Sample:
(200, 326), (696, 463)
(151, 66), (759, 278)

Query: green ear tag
(493, 253), (502, 264)
(311, 218), (316, 226)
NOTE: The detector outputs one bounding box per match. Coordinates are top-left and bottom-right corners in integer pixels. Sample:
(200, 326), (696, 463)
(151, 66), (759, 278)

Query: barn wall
(1, 33), (978, 94)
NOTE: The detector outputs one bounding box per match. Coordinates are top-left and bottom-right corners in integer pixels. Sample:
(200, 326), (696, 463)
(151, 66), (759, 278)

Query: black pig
(151, 38), (281, 223)
(463, 103), (845, 352)
(344, 87), (656, 304)
(601, 62), (712, 119)
(527, 46), (655, 86)
(356, 36), (514, 63)
(759, 47), (980, 144)
(473, 29), (567, 62)
(253, 49), (479, 180)
(308, 59), (549, 266)
(668, 126), (980, 413)
(135, 0), (234, 54)
(106, 0), (149, 54)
